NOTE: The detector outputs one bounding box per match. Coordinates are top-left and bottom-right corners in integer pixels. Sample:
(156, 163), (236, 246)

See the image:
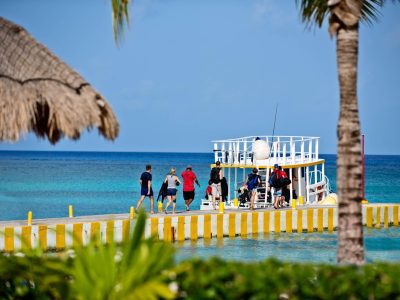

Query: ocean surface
(1, 151), (399, 263)
(0, 151), (399, 221)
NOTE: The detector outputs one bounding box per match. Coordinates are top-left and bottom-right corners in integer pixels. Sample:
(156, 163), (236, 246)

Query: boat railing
(212, 136), (320, 166)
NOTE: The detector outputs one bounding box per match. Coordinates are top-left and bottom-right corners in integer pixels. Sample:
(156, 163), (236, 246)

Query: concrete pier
(0, 203), (398, 252)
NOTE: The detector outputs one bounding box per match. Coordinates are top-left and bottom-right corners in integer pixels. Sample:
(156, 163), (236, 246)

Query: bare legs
(250, 191), (256, 211)
(136, 195), (154, 213)
(165, 195), (177, 214)
(185, 198), (194, 211)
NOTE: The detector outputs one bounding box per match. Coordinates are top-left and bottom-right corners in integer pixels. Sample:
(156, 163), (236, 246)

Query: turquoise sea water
(0, 151), (399, 263)
(0, 151), (399, 221)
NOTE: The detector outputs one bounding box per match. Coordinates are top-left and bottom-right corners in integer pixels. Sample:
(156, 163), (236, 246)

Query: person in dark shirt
(136, 164), (154, 213)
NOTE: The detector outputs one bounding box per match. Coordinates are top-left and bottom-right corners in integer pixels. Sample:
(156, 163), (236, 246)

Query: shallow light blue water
(0, 151), (399, 220)
(175, 227), (400, 263)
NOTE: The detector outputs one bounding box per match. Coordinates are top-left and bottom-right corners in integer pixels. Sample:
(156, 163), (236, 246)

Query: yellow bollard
(130, 206), (135, 219)
(219, 201), (224, 214)
(291, 199), (297, 209)
(233, 198), (239, 207)
(27, 211), (32, 226)
(299, 196), (304, 206)
(69, 205), (73, 218)
(158, 201), (163, 213)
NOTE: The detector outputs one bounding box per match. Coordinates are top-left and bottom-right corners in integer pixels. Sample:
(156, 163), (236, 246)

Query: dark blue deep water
(0, 151), (399, 221)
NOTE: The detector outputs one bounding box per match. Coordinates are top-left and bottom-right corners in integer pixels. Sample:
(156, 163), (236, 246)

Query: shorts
(167, 188), (177, 196)
(211, 183), (221, 197)
(273, 188), (282, 197)
(183, 190), (195, 200)
(141, 188), (154, 197)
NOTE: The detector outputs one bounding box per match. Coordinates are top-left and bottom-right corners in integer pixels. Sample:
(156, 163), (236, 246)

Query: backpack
(270, 173), (282, 189)
(247, 174), (259, 190)
(210, 167), (220, 184)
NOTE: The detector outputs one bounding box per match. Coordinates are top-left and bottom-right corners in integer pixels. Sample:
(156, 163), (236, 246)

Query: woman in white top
(164, 167), (181, 214)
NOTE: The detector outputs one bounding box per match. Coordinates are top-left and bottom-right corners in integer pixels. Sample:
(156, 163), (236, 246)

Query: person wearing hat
(181, 165), (200, 211)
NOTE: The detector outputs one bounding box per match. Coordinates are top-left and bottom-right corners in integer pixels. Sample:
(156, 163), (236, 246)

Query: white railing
(212, 136), (320, 166)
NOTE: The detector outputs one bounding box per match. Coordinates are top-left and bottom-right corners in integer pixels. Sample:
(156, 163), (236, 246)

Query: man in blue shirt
(136, 164), (154, 213)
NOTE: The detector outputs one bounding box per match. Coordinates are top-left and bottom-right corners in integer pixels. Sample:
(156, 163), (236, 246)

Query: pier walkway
(0, 203), (399, 252)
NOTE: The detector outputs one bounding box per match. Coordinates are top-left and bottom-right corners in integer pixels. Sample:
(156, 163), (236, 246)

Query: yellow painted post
(291, 199), (296, 210)
(241, 213), (248, 237)
(106, 221), (114, 244)
(178, 216), (185, 241)
(27, 211), (32, 226)
(328, 208), (334, 232)
(158, 201), (163, 213)
(286, 210), (293, 233)
(129, 207), (135, 219)
(366, 207), (373, 228)
(219, 201), (224, 214)
(394, 206), (399, 226)
(228, 213), (236, 237)
(297, 209), (303, 233)
(274, 211), (280, 233)
(233, 198), (239, 207)
(217, 214), (223, 238)
(69, 205), (73, 218)
(73, 223), (83, 247)
(299, 196), (304, 206)
(122, 219), (130, 241)
(204, 214), (211, 239)
(164, 217), (172, 242)
(5, 227), (14, 253)
(384, 206), (389, 228)
(190, 215), (198, 240)
(375, 207), (381, 229)
(39, 225), (47, 251)
(56, 224), (65, 251)
(151, 218), (159, 239)
(317, 208), (323, 232)
(21, 226), (32, 250)
(307, 209), (313, 233)
(252, 212), (259, 235)
(91, 222), (100, 246)
(264, 211), (270, 233)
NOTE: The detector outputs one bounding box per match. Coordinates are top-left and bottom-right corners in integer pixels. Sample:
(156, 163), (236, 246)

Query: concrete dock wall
(0, 204), (398, 252)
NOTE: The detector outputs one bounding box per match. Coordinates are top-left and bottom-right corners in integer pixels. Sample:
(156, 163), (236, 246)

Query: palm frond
(112, 0), (131, 45)
(295, 0), (397, 28)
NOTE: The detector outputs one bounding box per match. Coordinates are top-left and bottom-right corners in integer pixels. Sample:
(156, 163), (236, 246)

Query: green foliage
(174, 258), (400, 300)
(72, 211), (175, 300)
(0, 252), (71, 299)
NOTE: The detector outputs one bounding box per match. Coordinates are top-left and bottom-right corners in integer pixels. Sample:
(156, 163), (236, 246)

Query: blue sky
(0, 0), (399, 154)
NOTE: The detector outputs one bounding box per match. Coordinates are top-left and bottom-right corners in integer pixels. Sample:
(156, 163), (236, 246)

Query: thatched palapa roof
(0, 17), (119, 144)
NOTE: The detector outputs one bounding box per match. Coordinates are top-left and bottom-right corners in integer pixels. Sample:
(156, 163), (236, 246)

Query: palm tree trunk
(336, 24), (364, 264)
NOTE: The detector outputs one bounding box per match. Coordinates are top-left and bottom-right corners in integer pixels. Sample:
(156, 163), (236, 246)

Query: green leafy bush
(174, 258), (400, 300)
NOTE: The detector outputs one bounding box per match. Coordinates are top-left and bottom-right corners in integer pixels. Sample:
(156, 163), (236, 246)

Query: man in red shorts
(181, 165), (200, 211)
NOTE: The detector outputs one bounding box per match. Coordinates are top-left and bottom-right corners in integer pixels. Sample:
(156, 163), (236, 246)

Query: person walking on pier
(181, 165), (200, 211)
(247, 168), (261, 211)
(210, 161), (222, 210)
(136, 164), (154, 214)
(164, 168), (181, 214)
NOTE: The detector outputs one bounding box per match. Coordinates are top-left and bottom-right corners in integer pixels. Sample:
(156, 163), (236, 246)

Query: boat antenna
(270, 103), (278, 148)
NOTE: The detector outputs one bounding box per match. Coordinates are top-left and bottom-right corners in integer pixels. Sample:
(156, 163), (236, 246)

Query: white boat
(200, 135), (333, 210)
